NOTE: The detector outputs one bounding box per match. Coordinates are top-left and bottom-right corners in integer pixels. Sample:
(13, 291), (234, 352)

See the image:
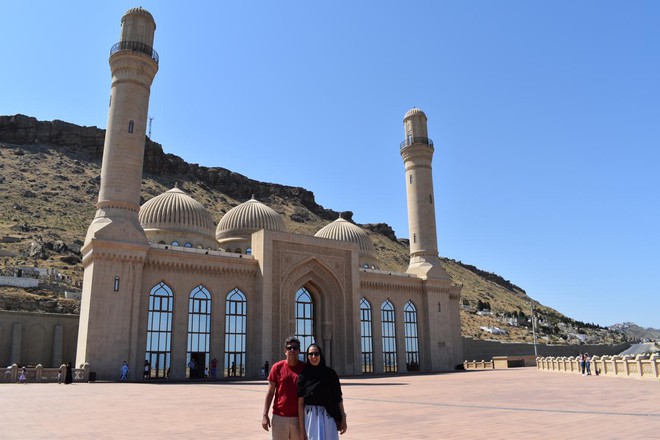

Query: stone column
(10, 323), (22, 365)
(52, 325), (63, 367)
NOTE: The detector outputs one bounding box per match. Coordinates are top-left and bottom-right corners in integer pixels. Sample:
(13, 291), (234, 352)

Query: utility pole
(148, 116), (154, 139)
(530, 302), (538, 357)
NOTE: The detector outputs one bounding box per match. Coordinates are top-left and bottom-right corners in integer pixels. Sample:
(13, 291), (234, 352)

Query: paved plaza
(2, 367), (658, 439)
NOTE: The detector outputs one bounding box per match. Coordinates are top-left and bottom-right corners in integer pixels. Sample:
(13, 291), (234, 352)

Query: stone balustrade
(2, 363), (90, 383)
(464, 360), (494, 370)
(537, 354), (659, 380)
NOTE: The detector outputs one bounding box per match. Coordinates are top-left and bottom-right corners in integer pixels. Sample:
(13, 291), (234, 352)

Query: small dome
(124, 7), (155, 20)
(404, 107), (427, 120)
(315, 218), (374, 252)
(139, 187), (215, 242)
(216, 198), (286, 240)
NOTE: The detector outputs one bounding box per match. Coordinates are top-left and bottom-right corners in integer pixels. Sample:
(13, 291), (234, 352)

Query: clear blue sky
(2, 1), (658, 329)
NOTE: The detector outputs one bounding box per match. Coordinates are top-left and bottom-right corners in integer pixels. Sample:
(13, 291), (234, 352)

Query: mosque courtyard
(1, 367), (657, 439)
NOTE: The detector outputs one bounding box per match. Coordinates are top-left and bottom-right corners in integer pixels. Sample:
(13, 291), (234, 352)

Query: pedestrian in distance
(120, 361), (129, 381)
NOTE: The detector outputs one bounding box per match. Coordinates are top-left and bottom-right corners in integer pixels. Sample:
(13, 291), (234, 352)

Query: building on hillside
(75, 7), (462, 380)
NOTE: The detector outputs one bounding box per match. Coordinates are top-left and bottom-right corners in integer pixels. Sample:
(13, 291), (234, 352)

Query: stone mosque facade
(76, 7), (462, 381)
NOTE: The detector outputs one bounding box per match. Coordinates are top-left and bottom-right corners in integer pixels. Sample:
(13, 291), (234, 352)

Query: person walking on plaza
(584, 353), (592, 375)
(297, 344), (347, 440)
(579, 353), (585, 375)
(262, 336), (305, 439)
(64, 361), (73, 384)
(18, 366), (27, 384)
(143, 360), (151, 380)
(120, 361), (129, 381)
(210, 357), (218, 380)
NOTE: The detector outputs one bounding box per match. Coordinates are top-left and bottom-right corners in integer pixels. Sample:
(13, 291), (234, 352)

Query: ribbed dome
(315, 218), (374, 252)
(139, 187), (215, 237)
(404, 107), (427, 120)
(216, 198), (286, 239)
(124, 7), (155, 21)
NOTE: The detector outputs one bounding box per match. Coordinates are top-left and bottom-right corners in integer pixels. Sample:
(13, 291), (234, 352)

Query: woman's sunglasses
(307, 352), (320, 357)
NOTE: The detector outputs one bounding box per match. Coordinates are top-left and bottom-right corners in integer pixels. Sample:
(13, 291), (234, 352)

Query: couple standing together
(262, 336), (348, 440)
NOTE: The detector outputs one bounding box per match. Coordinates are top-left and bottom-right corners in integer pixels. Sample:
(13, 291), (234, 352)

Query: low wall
(0, 276), (39, 288)
(537, 354), (660, 381)
(2, 363), (89, 383)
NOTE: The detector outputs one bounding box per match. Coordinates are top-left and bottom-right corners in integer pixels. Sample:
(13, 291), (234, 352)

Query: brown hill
(0, 114), (627, 345)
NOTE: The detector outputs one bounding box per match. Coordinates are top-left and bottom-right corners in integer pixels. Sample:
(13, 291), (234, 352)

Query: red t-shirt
(268, 359), (305, 417)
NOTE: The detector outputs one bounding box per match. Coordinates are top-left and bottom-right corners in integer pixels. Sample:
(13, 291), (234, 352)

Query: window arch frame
(224, 288), (247, 377)
(404, 300), (420, 371)
(295, 287), (315, 356)
(187, 285), (211, 379)
(381, 299), (397, 373)
(360, 298), (374, 373)
(146, 281), (174, 379)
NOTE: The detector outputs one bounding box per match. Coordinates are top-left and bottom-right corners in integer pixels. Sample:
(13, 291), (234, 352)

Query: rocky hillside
(609, 323), (660, 342)
(0, 115), (631, 345)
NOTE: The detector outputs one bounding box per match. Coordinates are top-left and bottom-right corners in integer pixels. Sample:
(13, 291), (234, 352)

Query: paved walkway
(1, 368), (658, 439)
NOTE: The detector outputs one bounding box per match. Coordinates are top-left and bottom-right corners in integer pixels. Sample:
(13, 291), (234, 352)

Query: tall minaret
(77, 8), (158, 380)
(400, 108), (449, 279)
(85, 7), (159, 245)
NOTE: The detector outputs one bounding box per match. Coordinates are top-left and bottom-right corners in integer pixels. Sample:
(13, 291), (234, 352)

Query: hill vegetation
(0, 115), (643, 344)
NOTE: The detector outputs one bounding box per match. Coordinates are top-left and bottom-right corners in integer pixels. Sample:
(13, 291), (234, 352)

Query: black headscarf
(297, 344), (343, 429)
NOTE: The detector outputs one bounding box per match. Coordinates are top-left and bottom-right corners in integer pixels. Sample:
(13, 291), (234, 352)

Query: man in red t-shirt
(262, 336), (305, 439)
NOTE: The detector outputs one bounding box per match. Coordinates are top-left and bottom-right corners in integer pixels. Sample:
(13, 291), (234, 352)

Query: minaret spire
(400, 108), (449, 279)
(85, 7), (159, 245)
(77, 7), (159, 380)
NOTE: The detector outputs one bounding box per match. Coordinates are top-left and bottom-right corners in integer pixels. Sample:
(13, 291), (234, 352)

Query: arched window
(381, 300), (397, 372)
(246, 248), (252, 255)
(360, 298), (374, 373)
(128, 120), (134, 133)
(235, 248), (241, 254)
(184, 242), (192, 248)
(295, 287), (315, 355)
(146, 282), (173, 379)
(409, 174), (413, 184)
(187, 285), (211, 379)
(404, 301), (420, 371)
(225, 288), (247, 377)
(171, 241), (179, 246)
(158, 241), (166, 245)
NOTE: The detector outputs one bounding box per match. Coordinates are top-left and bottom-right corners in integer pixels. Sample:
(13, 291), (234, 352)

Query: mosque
(76, 7), (462, 380)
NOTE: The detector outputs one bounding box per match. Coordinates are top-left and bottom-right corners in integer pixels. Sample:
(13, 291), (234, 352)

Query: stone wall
(462, 337), (630, 361)
(0, 310), (78, 368)
(0, 276), (39, 288)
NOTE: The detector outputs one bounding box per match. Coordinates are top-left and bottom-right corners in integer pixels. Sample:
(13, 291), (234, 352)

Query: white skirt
(303, 405), (339, 440)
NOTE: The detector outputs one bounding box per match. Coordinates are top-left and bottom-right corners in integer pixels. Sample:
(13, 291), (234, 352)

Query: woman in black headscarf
(297, 344), (347, 440)
(64, 361), (73, 384)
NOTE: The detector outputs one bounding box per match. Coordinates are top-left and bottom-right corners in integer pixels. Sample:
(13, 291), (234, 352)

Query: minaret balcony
(400, 137), (434, 150)
(110, 41), (159, 64)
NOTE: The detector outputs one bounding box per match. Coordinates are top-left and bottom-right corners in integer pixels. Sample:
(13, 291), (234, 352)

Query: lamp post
(530, 302), (538, 357)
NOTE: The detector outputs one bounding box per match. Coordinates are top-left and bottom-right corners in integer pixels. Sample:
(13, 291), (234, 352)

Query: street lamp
(529, 302), (538, 357)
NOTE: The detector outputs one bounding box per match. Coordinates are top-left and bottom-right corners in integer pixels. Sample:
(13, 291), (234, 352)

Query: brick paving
(1, 367), (658, 439)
